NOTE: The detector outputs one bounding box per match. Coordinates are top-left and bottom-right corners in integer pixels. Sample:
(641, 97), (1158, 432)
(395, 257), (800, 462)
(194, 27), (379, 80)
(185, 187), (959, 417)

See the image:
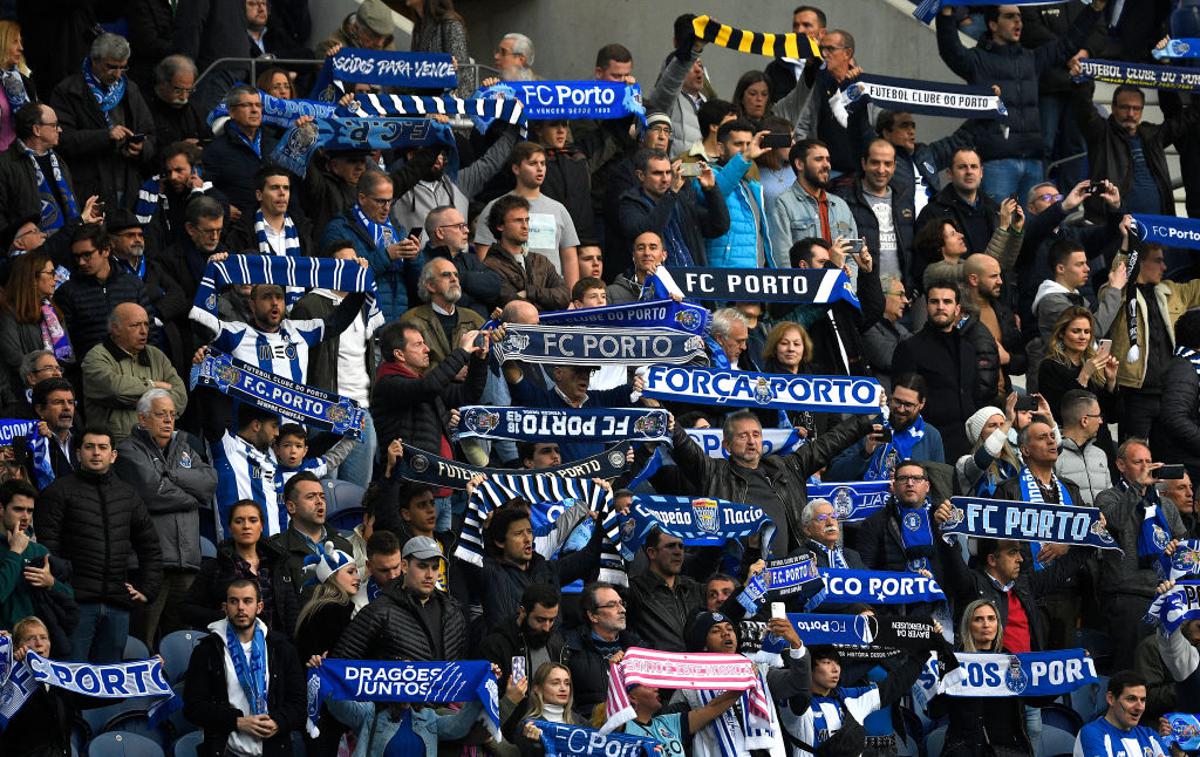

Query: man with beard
(420, 205), (502, 317)
(965, 253), (1024, 394)
(183, 579), (306, 756)
(136, 142), (218, 250)
(828, 373), (945, 481)
(146, 55), (210, 147)
(891, 281), (1001, 459)
(838, 138), (915, 290)
(566, 581), (644, 721)
(401, 258), (485, 371)
(703, 120), (772, 269)
(857, 460), (954, 583)
(480, 583), (567, 696)
(769, 139), (858, 270)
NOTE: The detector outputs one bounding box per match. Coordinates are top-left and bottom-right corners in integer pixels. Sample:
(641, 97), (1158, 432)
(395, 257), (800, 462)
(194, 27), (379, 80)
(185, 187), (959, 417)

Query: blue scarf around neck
(352, 203), (400, 248)
(22, 144), (78, 233)
(897, 498), (934, 572)
(225, 620), (268, 715)
(866, 415), (926, 480)
(81, 58), (126, 123)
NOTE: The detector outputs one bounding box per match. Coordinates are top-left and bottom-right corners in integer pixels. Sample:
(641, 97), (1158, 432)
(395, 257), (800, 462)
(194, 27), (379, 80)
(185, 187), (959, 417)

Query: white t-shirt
(474, 192), (579, 275)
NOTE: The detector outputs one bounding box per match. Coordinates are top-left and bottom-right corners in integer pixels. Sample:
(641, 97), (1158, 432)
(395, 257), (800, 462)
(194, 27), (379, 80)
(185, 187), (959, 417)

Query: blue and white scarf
(1158, 539), (1200, 581)
(305, 659), (499, 740)
(1133, 214), (1200, 250)
(22, 144), (78, 233)
(809, 568), (945, 606)
(351, 202), (401, 248)
(0, 418), (53, 489)
(207, 90), (344, 135)
(0, 68), (29, 117)
(1015, 466), (1074, 569)
(897, 501), (935, 572)
(454, 406), (669, 444)
(1145, 580), (1200, 635)
(685, 428), (807, 459)
(192, 254), (383, 333)
(538, 298), (710, 336)
(941, 496), (1120, 553)
(1155, 39), (1200, 60)
(311, 48), (458, 99)
(399, 441), (630, 490)
(493, 324), (705, 366)
(191, 351), (366, 439)
(737, 554), (821, 613)
(660, 266), (860, 308)
(271, 117), (455, 178)
(469, 80), (645, 132)
(607, 494), (775, 562)
(1075, 58), (1200, 94)
(134, 173), (213, 226)
(349, 93), (526, 133)
(81, 58), (125, 123)
(640, 366), (883, 414)
(254, 210), (300, 256)
(914, 0), (1076, 24)
(829, 73), (1008, 130)
(806, 480), (892, 523)
(226, 620), (268, 715)
(1161, 713), (1200, 752)
(537, 720), (657, 757)
(1121, 478), (1175, 569)
(914, 648), (1098, 700)
(865, 416), (926, 481)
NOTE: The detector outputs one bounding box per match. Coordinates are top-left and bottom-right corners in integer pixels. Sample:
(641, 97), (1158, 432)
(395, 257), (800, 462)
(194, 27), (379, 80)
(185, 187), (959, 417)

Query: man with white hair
(115, 388), (215, 641)
(401, 257), (485, 371)
(708, 307), (750, 369)
(50, 32), (156, 209)
(800, 498), (865, 569)
(80, 302), (187, 440)
(495, 33), (538, 81)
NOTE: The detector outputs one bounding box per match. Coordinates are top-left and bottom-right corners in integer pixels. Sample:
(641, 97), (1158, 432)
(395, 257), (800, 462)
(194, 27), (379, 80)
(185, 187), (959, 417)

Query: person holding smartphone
(0, 479), (76, 634)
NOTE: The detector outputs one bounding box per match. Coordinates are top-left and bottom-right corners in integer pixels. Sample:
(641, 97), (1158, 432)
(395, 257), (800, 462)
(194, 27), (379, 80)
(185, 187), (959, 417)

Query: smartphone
(127, 133), (146, 143)
(23, 554), (45, 568)
(770, 602), (786, 620)
(678, 162), (703, 177)
(1097, 339), (1113, 358)
(847, 238), (865, 253)
(1015, 395), (1040, 412)
(473, 332), (488, 350)
(1156, 464), (1188, 480)
(511, 656), (527, 684)
(1088, 179), (1104, 195)
(874, 427), (892, 442)
(762, 132), (792, 149)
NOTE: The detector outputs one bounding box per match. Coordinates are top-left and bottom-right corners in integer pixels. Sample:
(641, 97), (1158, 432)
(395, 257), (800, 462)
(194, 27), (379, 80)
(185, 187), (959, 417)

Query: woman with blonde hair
(1037, 306), (1119, 453)
(0, 20), (33, 150)
(508, 662), (587, 755)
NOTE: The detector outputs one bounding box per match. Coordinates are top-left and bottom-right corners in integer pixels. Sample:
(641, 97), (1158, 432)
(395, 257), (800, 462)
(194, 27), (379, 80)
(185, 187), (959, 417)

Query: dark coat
(201, 126), (279, 215)
(332, 582), (468, 662)
(838, 180), (917, 291)
(856, 497), (948, 583)
(371, 348), (487, 454)
(268, 527), (354, 601)
(936, 6), (1100, 160)
(1152, 356), (1200, 477)
(183, 627), (307, 757)
(289, 290), (375, 397)
(482, 246), (570, 312)
(475, 539), (603, 632)
(667, 416), (873, 553)
(146, 95), (212, 148)
(915, 183), (1000, 281)
(0, 312), (45, 397)
(0, 140), (78, 245)
(49, 73), (157, 209)
(891, 321), (1002, 461)
(423, 242), (503, 317)
(300, 158), (356, 234)
(480, 618), (569, 690)
(53, 265), (154, 358)
(542, 147), (598, 244)
(180, 538), (300, 638)
(617, 183), (730, 268)
(34, 468), (164, 607)
(127, 0), (177, 93)
(626, 570), (706, 653)
(564, 625), (643, 720)
(16, 0), (98, 98)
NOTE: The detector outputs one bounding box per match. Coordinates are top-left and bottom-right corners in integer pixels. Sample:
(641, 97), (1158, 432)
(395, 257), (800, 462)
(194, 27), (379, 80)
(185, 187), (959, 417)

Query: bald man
(81, 303), (188, 439)
(964, 254), (1025, 391)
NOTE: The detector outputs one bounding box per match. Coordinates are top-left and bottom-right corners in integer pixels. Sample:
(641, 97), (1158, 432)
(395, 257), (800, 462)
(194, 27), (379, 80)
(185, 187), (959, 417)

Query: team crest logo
(634, 413), (666, 437)
(502, 331), (530, 355)
(410, 453), (430, 473)
(1153, 523), (1171, 551)
(178, 451), (192, 469)
(854, 613), (879, 644)
(1004, 656), (1028, 694)
(752, 377), (774, 405)
(325, 404), (348, 425)
(674, 308), (702, 332)
(620, 516), (638, 541)
(283, 344), (298, 361)
(465, 410), (500, 434)
(691, 498), (720, 534)
(217, 362), (241, 388)
(205, 293), (218, 310)
(943, 506), (966, 530)
(902, 511), (924, 532)
(833, 487), (854, 519)
(1178, 42), (1192, 55)
(608, 449), (626, 468)
(1172, 717), (1200, 741)
(1090, 519), (1115, 543)
(1174, 546), (1200, 577)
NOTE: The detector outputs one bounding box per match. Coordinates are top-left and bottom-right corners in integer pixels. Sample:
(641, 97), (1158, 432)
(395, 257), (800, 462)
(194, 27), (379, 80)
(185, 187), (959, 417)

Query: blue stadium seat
(1041, 702), (1084, 756)
(172, 731), (203, 757)
(199, 536), (217, 559)
(158, 630), (208, 684)
(82, 698), (153, 740)
(87, 731), (163, 757)
(324, 479), (366, 531)
(123, 637), (151, 661)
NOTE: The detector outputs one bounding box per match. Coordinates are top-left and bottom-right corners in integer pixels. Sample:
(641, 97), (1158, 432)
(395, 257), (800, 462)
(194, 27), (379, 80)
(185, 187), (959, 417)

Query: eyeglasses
(818, 45), (849, 54)
(596, 600), (627, 610)
(169, 86), (196, 95)
(885, 289), (907, 298)
(100, 62), (129, 72)
(31, 364), (60, 375)
(1083, 412), (1104, 420)
(891, 399), (920, 411)
(437, 222), (469, 231)
(813, 512), (838, 522)
(364, 195), (394, 206)
(895, 474), (929, 484)
(193, 226), (222, 238)
(147, 410), (176, 421)
(647, 124), (673, 134)
(35, 121), (61, 130)
(1037, 193), (1064, 204)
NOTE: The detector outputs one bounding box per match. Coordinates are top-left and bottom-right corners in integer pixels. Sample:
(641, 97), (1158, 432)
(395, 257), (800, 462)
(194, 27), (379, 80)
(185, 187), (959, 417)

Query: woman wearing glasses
(0, 252), (72, 397)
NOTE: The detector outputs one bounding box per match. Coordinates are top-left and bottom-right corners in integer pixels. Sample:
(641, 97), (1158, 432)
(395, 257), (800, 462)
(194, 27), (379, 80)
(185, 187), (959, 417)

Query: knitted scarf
(254, 209), (300, 256)
(23, 144), (78, 233)
(81, 58), (125, 124)
(0, 67), (29, 116)
(352, 203), (400, 247)
(1119, 478), (1175, 569)
(865, 416), (926, 481)
(39, 300), (73, 362)
(1177, 345), (1200, 378)
(691, 14), (821, 60)
(225, 620), (268, 715)
(1124, 249), (1143, 362)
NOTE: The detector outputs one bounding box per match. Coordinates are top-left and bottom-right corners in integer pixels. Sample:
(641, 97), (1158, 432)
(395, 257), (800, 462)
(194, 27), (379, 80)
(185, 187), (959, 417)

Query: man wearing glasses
(401, 258), (484, 372)
(49, 32), (156, 210)
(856, 460), (954, 584)
(202, 85), (275, 218)
(146, 54), (210, 147)
(420, 205), (502, 317)
(566, 581), (643, 721)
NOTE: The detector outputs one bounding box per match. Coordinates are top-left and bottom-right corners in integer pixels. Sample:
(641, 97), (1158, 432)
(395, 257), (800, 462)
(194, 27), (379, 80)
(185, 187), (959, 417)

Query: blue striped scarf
(23, 145), (77, 233)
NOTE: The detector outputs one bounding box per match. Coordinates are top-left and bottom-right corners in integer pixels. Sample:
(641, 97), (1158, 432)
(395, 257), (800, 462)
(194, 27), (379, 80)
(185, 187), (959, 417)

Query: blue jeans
(70, 602), (130, 663)
(435, 495), (453, 533)
(337, 410), (376, 489)
(981, 158), (1045, 206)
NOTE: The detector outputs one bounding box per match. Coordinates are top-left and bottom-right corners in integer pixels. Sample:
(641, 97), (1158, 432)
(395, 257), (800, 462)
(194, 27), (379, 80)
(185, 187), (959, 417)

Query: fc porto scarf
(806, 480), (892, 523)
(788, 613), (943, 651)
(352, 202), (401, 248)
(305, 659), (499, 740)
(398, 441), (630, 490)
(226, 621), (268, 715)
(538, 298), (710, 336)
(1075, 58), (1200, 94)
(207, 90), (344, 135)
(914, 0), (1075, 24)
(1158, 539), (1200, 581)
(691, 15), (821, 60)
(536, 720), (657, 757)
(607, 494), (775, 561)
(641, 365), (883, 414)
(662, 266), (861, 308)
(941, 496), (1121, 552)
(898, 503), (935, 572)
(254, 210), (300, 256)
(737, 554), (822, 613)
(685, 427), (807, 459)
(271, 117), (455, 178)
(811, 568), (946, 606)
(0, 68), (29, 117)
(830, 74), (1007, 131)
(349, 92), (526, 133)
(1176, 345), (1200, 379)
(191, 351), (367, 439)
(865, 416), (926, 481)
(81, 58), (125, 122)
(455, 406), (668, 445)
(1155, 39), (1200, 60)
(1161, 714), (1200, 752)
(470, 81), (645, 127)
(1145, 580), (1200, 635)
(914, 649), (1098, 700)
(492, 324), (706, 366)
(1015, 466), (1075, 568)
(0, 418), (53, 489)
(23, 145), (78, 233)
(1133, 214), (1200, 250)
(312, 48), (458, 99)
(134, 173), (214, 226)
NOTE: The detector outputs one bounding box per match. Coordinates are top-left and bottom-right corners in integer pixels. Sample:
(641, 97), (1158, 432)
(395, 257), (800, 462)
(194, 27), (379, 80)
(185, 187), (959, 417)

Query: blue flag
(1145, 580), (1200, 635)
(535, 719), (657, 757)
(1154, 39), (1200, 60)
(306, 659), (498, 739)
(806, 480), (892, 523)
(311, 48), (457, 98)
(642, 366), (883, 414)
(815, 568), (946, 605)
(538, 298), (710, 336)
(454, 406), (670, 444)
(941, 497), (1121, 552)
(608, 494), (775, 562)
(1134, 214), (1200, 249)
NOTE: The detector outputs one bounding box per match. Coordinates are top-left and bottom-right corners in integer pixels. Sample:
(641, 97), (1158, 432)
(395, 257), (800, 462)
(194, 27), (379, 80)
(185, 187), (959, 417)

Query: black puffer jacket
(34, 468), (163, 607)
(332, 583), (467, 662)
(372, 347), (487, 454)
(935, 5), (1100, 160)
(543, 147), (598, 245)
(476, 535), (604, 631)
(1152, 356), (1200, 479)
(53, 266), (155, 358)
(180, 538), (300, 637)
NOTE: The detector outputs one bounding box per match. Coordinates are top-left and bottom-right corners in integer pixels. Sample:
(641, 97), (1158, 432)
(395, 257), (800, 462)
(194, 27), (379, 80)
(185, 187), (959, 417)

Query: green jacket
(80, 337), (188, 440)
(0, 537), (73, 631)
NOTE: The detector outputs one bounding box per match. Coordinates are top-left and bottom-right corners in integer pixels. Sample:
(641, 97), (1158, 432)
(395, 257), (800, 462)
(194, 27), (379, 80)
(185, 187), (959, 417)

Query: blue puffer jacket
(935, 6), (1101, 161)
(702, 153), (773, 269)
(322, 211), (425, 323)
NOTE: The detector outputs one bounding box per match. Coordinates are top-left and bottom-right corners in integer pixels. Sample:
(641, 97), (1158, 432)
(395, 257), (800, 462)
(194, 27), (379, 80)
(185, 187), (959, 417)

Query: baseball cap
(403, 535), (444, 561)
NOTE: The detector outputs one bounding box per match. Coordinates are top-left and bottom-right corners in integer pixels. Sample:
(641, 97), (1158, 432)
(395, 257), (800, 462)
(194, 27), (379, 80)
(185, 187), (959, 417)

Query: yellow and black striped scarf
(691, 14), (822, 60)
